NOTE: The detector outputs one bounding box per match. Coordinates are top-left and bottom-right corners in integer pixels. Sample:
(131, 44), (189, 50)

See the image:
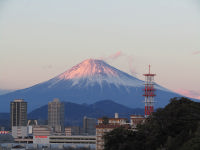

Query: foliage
(104, 127), (137, 150)
(103, 97), (200, 150)
(102, 116), (109, 125)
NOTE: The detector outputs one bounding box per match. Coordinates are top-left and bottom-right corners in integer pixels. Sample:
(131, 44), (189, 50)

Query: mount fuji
(0, 59), (180, 112)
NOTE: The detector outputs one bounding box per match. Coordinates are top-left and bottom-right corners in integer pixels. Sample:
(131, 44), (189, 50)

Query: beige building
(130, 115), (145, 129)
(97, 118), (128, 126)
(96, 113), (129, 150)
(12, 126), (28, 139)
(96, 124), (124, 150)
(48, 98), (64, 133)
(32, 125), (52, 136)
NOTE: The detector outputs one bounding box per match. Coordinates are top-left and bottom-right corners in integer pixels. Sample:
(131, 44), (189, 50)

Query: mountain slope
(28, 100), (144, 126)
(0, 100), (144, 128)
(0, 89), (13, 95)
(0, 59), (181, 112)
(50, 59), (143, 87)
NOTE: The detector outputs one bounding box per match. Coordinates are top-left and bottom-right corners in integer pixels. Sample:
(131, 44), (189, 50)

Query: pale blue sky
(0, 0), (200, 98)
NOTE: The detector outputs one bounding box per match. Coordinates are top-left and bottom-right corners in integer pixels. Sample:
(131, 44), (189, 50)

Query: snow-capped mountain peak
(0, 58), (180, 112)
(58, 59), (119, 79)
(51, 59), (143, 87)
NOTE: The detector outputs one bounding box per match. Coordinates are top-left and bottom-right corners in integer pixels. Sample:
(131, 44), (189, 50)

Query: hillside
(0, 59), (180, 112)
(28, 100), (144, 126)
(104, 97), (200, 150)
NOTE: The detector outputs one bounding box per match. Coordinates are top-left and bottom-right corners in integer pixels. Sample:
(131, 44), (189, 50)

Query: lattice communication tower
(143, 65), (156, 117)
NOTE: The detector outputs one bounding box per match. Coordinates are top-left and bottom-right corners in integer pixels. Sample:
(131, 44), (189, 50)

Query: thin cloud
(192, 51), (200, 55)
(100, 51), (124, 61)
(100, 51), (137, 76)
(128, 56), (137, 76)
(109, 51), (124, 59)
(174, 89), (200, 100)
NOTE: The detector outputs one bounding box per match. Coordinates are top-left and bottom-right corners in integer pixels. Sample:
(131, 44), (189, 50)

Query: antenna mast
(143, 65), (156, 118)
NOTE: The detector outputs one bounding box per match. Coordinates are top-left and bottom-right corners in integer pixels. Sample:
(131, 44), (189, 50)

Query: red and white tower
(143, 65), (156, 118)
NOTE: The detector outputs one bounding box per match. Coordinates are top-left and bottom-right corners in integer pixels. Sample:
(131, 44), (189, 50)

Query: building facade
(96, 114), (129, 150)
(12, 126), (28, 139)
(97, 118), (128, 125)
(33, 125), (53, 136)
(83, 116), (96, 135)
(48, 98), (64, 133)
(130, 115), (145, 129)
(49, 135), (96, 144)
(10, 99), (27, 127)
(96, 124), (125, 150)
(65, 126), (81, 136)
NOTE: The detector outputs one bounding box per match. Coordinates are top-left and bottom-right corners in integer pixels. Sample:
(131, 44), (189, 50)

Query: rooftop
(13, 99), (25, 102)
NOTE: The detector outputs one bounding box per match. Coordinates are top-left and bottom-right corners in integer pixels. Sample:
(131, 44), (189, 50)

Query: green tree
(102, 116), (109, 125)
(103, 97), (200, 150)
(104, 127), (144, 150)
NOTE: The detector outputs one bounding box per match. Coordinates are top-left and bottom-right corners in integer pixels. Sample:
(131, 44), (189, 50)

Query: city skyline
(1, 1), (200, 149)
(0, 0), (199, 99)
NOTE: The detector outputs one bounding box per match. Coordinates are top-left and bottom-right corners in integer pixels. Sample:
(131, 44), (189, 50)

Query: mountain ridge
(28, 99), (144, 126)
(0, 59), (181, 112)
(0, 99), (144, 129)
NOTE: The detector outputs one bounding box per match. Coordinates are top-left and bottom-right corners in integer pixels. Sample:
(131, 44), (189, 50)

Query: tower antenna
(143, 65), (156, 118)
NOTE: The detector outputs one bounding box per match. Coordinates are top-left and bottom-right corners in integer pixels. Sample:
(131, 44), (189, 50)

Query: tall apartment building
(83, 116), (96, 135)
(10, 99), (27, 127)
(48, 98), (64, 133)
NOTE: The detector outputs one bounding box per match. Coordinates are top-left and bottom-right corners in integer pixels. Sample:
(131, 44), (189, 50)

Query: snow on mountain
(48, 59), (168, 92)
(48, 59), (143, 88)
(0, 59), (180, 112)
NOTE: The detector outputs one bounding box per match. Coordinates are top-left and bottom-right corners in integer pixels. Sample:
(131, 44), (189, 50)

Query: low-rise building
(65, 126), (81, 136)
(96, 124), (120, 150)
(32, 125), (52, 136)
(12, 126), (28, 139)
(130, 115), (145, 129)
(32, 125), (52, 144)
(97, 118), (128, 125)
(97, 113), (128, 126)
(96, 113), (129, 150)
(49, 135), (96, 144)
(33, 135), (49, 144)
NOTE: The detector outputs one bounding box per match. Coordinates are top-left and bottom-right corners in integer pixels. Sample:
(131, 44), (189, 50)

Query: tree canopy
(104, 97), (200, 150)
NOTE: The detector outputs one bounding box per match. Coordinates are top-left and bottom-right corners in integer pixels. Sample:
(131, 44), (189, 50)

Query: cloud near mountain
(174, 89), (200, 100)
